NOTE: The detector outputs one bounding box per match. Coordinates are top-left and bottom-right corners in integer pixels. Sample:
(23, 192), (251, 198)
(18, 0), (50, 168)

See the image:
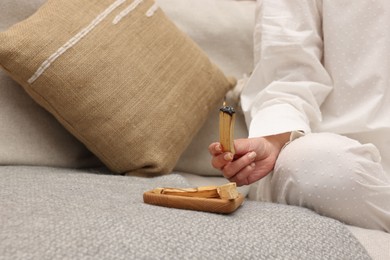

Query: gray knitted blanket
(0, 166), (370, 260)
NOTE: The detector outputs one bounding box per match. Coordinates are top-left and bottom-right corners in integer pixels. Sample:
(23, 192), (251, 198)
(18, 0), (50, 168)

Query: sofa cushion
(0, 166), (372, 259)
(0, 0), (233, 175)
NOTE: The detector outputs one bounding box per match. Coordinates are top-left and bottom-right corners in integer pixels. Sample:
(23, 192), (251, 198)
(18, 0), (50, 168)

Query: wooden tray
(143, 191), (244, 214)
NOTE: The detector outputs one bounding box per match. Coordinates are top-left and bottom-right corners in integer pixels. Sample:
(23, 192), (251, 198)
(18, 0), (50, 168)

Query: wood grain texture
(143, 191), (244, 214)
(149, 182), (238, 200)
(219, 104), (236, 155)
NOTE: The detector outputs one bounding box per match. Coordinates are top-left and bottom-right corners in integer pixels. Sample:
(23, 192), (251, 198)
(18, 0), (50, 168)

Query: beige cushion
(0, 0), (100, 168)
(162, 0), (254, 176)
(0, 0), (233, 175)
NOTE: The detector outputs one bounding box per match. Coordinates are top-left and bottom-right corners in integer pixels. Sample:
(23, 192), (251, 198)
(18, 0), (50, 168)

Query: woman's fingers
(229, 163), (256, 186)
(209, 142), (230, 170)
(209, 137), (280, 186)
(233, 138), (261, 156)
(211, 152), (234, 170)
(210, 139), (266, 185)
(210, 138), (256, 157)
(230, 162), (272, 186)
(222, 151), (257, 179)
(208, 142), (223, 156)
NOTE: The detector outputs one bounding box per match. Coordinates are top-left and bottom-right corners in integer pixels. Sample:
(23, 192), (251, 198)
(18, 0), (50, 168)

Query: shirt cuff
(248, 104), (311, 138)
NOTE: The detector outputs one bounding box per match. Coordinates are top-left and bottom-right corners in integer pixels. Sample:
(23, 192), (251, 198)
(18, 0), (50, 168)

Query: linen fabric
(250, 132), (390, 232)
(242, 0), (390, 173)
(244, 0), (390, 232)
(0, 0), (233, 175)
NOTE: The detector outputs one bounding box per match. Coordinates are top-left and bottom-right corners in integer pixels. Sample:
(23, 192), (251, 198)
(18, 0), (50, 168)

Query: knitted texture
(0, 166), (371, 260)
(0, 0), (233, 175)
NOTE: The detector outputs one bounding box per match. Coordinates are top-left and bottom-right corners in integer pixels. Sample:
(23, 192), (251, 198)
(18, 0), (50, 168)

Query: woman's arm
(210, 0), (333, 186)
(242, 0), (333, 138)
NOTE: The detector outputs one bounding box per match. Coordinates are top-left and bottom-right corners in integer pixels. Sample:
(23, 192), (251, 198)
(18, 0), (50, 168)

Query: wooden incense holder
(143, 183), (244, 214)
(219, 102), (236, 155)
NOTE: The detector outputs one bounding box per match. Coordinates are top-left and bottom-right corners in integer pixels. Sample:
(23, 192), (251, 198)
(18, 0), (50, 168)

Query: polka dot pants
(249, 132), (390, 232)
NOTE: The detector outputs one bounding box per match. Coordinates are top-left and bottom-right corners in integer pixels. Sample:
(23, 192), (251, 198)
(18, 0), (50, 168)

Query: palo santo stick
(217, 183), (239, 200)
(150, 183), (239, 200)
(151, 186), (220, 198)
(219, 102), (236, 155)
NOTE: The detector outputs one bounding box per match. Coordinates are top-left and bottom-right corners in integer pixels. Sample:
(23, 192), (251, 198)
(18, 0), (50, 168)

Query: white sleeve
(241, 0), (333, 138)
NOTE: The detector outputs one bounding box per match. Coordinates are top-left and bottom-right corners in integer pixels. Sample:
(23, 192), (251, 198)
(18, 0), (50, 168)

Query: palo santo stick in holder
(151, 183), (238, 200)
(143, 183), (244, 214)
(219, 102), (236, 155)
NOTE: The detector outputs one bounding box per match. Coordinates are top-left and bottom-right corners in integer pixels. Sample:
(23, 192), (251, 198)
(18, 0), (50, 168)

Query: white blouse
(241, 0), (390, 172)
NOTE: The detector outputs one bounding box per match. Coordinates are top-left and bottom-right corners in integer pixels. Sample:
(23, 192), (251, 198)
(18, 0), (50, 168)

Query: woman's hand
(208, 132), (291, 186)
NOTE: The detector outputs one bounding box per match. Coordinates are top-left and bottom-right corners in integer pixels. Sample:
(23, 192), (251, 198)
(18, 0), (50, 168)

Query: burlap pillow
(0, 0), (234, 175)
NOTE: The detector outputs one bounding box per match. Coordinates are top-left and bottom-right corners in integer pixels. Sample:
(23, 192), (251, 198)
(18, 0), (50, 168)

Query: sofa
(0, 0), (389, 259)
